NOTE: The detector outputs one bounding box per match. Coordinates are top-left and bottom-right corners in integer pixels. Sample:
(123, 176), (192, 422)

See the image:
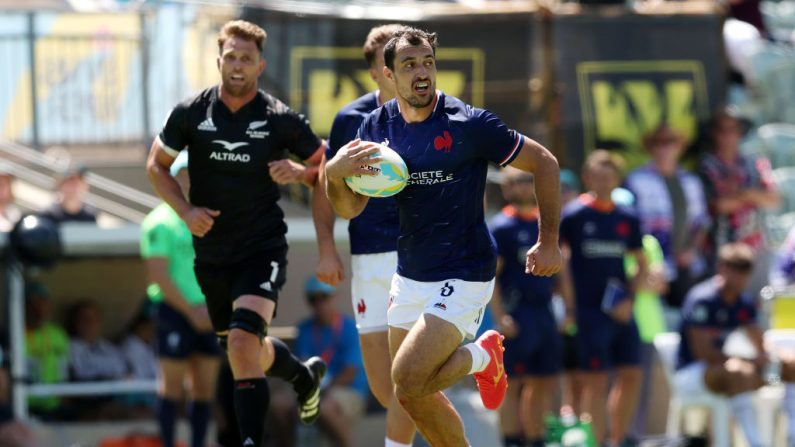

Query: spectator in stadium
(66, 299), (129, 419)
(0, 344), (39, 447)
(294, 277), (367, 446)
(675, 242), (795, 447)
(773, 226), (795, 287)
(0, 165), (20, 232)
(119, 304), (157, 382)
(141, 151), (221, 447)
(118, 303), (158, 416)
(489, 167), (565, 447)
(725, 0), (769, 38)
(699, 108), (780, 298)
(625, 123), (710, 308)
(39, 161), (97, 224)
(560, 150), (647, 447)
(24, 281), (70, 419)
(269, 278), (367, 447)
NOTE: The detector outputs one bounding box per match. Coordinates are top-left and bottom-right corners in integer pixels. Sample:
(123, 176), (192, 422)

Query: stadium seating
(772, 167), (795, 214)
(758, 123), (795, 169)
(765, 211), (795, 247)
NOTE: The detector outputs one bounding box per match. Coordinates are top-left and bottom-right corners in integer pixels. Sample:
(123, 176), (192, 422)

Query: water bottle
(765, 354), (782, 386)
(560, 406), (590, 447)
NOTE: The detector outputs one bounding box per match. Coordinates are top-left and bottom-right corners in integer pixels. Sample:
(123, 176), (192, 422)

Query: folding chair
(653, 332), (732, 447)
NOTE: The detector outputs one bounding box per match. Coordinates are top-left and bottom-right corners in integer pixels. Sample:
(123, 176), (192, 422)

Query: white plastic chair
(773, 167), (795, 214)
(653, 332), (732, 447)
(758, 123), (795, 170)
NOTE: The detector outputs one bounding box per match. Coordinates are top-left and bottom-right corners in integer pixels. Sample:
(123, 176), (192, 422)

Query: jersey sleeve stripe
(499, 134), (524, 167)
(156, 135), (181, 157)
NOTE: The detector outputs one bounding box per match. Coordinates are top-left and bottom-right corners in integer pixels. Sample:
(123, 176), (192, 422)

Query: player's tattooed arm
(323, 139), (379, 220)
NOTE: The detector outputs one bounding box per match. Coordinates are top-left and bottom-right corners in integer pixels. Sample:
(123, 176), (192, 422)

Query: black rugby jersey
(158, 86), (321, 263)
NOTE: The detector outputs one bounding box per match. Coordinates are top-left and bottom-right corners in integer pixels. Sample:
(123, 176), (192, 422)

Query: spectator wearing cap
(140, 151), (220, 447)
(117, 303), (158, 417)
(0, 166), (20, 232)
(38, 162), (97, 224)
(24, 281), (70, 419)
(625, 123), (710, 308)
(269, 277), (367, 447)
(773, 226), (795, 287)
(66, 299), (131, 420)
(699, 108), (780, 299)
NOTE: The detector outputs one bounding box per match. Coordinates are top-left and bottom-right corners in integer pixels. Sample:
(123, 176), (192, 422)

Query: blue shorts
(503, 305), (562, 377)
(575, 308), (640, 371)
(155, 302), (221, 359)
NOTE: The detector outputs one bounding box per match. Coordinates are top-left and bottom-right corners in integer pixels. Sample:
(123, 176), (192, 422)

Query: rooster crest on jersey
(344, 141), (409, 198)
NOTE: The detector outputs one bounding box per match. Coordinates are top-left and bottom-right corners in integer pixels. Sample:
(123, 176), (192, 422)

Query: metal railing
(0, 138), (160, 222)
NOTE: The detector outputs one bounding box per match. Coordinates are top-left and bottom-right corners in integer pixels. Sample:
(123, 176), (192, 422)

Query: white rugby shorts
(387, 274), (494, 340)
(351, 251), (397, 334)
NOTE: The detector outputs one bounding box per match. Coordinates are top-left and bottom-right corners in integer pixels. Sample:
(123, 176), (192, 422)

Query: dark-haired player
(324, 27), (561, 446)
(312, 24), (417, 447)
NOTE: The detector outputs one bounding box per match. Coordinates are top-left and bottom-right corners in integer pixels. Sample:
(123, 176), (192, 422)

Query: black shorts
(155, 302), (220, 359)
(194, 246), (288, 333)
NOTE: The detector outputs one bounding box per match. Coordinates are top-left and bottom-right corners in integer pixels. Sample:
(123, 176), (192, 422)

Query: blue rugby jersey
(677, 277), (758, 369)
(560, 195), (643, 309)
(489, 206), (554, 310)
(357, 91), (524, 282)
(327, 91), (400, 255)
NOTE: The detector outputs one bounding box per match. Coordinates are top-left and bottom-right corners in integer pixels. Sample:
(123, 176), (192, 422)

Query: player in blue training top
(489, 167), (571, 447)
(559, 150), (647, 447)
(312, 24), (417, 447)
(323, 27), (562, 446)
(676, 242), (795, 447)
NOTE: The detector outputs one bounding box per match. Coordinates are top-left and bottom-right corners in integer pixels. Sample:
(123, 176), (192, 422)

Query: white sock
(785, 384), (795, 445)
(464, 343), (491, 374)
(730, 392), (762, 447)
(385, 438), (412, 447)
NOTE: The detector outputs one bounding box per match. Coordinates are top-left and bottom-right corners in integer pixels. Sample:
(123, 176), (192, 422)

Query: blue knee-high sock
(157, 398), (178, 447)
(189, 400), (212, 447)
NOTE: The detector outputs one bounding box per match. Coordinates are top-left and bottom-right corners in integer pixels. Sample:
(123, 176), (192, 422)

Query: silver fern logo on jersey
(246, 120), (270, 139)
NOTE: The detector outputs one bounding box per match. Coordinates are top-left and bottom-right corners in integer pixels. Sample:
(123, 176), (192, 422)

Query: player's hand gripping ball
(344, 143), (409, 198)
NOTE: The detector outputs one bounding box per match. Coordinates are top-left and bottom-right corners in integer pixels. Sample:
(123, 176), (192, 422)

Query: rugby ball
(344, 143), (409, 198)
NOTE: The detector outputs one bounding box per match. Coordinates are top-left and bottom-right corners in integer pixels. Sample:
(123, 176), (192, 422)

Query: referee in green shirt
(141, 151), (220, 447)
